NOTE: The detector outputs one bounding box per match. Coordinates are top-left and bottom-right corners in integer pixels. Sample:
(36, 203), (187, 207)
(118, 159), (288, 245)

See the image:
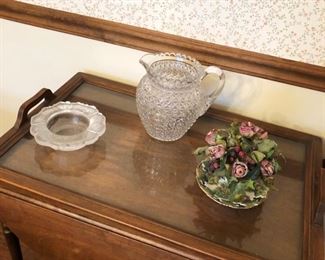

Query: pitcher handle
(200, 66), (225, 116)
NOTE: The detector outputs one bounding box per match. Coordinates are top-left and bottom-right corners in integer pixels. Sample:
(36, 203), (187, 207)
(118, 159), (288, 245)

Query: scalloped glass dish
(30, 101), (106, 151)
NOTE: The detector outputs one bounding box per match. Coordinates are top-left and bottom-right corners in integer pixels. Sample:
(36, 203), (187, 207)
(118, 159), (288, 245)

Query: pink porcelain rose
(239, 121), (256, 138)
(205, 129), (218, 145)
(260, 160), (274, 177)
(207, 145), (225, 159)
(253, 126), (268, 139)
(232, 161), (248, 178)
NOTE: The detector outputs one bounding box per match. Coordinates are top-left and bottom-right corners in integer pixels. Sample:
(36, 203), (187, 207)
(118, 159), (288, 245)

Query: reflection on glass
(186, 183), (262, 248)
(34, 139), (106, 176)
(132, 131), (194, 196)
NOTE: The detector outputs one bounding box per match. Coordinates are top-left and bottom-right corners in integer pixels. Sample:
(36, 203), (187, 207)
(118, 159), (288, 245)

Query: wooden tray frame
(0, 73), (323, 259)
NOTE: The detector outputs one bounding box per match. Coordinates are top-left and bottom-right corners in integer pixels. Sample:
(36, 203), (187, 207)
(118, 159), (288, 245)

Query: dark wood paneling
(0, 1), (324, 92)
(0, 193), (186, 260)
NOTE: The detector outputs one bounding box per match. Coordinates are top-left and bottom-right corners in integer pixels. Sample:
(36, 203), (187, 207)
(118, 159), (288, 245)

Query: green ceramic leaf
(208, 176), (219, 184)
(245, 165), (261, 180)
(246, 179), (256, 190)
(216, 129), (229, 138)
(257, 139), (277, 153)
(229, 176), (238, 184)
(227, 137), (237, 147)
(272, 159), (282, 173)
(266, 149), (275, 159)
(215, 139), (227, 147)
(194, 146), (207, 154)
(232, 182), (247, 197)
(241, 137), (254, 152)
(213, 168), (227, 177)
(193, 146), (208, 156)
(251, 150), (265, 162)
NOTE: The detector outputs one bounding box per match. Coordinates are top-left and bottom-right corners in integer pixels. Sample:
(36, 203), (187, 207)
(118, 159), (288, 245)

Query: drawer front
(0, 193), (184, 260)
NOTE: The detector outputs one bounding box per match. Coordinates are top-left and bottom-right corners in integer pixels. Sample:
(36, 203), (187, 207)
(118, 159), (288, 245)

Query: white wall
(0, 19), (324, 154)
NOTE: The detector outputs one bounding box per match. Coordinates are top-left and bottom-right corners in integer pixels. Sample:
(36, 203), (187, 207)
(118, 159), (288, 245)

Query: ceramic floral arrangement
(194, 121), (282, 209)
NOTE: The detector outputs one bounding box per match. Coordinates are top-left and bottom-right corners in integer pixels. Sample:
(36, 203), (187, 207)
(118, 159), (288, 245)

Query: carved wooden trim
(0, 0), (324, 92)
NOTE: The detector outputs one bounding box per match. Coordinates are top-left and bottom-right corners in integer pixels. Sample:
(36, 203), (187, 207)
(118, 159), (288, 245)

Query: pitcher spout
(139, 53), (155, 72)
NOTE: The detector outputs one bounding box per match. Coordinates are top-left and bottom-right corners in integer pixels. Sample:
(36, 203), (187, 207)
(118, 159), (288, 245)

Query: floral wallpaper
(18, 0), (325, 66)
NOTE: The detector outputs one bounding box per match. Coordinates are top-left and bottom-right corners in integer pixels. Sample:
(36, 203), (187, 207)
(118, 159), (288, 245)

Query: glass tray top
(0, 83), (307, 260)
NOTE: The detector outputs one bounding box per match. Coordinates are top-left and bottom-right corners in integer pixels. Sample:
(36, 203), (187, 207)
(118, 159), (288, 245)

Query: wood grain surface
(0, 0), (324, 92)
(0, 193), (184, 260)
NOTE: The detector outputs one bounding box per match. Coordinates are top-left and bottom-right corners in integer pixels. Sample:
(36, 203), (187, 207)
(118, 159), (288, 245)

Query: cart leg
(2, 224), (22, 260)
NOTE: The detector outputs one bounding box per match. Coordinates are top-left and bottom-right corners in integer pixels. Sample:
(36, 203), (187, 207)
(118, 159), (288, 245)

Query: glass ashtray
(30, 101), (106, 151)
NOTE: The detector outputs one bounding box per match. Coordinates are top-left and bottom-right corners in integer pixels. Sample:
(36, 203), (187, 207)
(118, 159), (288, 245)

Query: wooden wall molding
(0, 0), (324, 92)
